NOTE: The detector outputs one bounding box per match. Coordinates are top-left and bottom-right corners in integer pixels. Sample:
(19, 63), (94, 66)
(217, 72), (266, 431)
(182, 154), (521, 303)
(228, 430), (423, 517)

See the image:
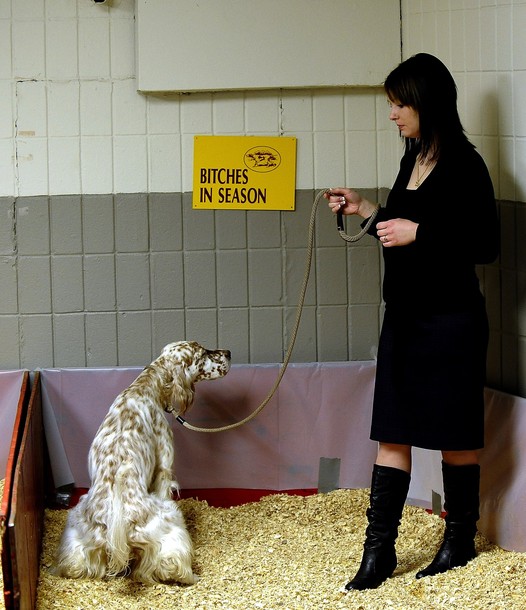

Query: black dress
(367, 142), (499, 450)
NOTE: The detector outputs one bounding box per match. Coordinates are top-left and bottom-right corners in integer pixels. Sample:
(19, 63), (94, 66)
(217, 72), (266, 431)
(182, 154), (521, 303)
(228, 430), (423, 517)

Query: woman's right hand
(324, 187), (375, 219)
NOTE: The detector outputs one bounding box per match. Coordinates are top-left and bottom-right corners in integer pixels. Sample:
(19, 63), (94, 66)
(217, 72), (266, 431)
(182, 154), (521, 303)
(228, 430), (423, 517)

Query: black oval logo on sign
(244, 147), (281, 173)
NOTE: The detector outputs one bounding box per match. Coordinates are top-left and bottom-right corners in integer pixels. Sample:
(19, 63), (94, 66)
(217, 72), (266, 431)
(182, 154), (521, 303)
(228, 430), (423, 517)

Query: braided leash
(336, 199), (380, 242)
(177, 189), (379, 432)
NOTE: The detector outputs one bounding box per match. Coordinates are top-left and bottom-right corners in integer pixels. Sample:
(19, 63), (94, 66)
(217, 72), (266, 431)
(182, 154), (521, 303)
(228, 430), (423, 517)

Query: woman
(326, 53), (499, 591)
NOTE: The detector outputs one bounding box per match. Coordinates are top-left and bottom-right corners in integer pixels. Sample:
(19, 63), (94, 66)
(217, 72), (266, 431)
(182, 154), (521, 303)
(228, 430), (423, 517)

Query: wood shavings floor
(28, 489), (526, 609)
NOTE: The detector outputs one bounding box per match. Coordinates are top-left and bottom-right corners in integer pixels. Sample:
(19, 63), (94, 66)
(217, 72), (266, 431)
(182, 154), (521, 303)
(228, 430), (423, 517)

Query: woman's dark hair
(384, 53), (472, 160)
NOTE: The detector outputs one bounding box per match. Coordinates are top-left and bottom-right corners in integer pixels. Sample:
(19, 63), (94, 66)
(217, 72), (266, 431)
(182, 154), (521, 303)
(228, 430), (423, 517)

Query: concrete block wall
(0, 189), (382, 368)
(0, 0), (524, 397)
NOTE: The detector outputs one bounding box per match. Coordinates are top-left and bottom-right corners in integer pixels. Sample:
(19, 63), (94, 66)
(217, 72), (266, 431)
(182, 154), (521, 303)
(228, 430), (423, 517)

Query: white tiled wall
(402, 0), (526, 202)
(1, 1), (525, 199)
(0, 0), (394, 198)
(0, 0), (524, 394)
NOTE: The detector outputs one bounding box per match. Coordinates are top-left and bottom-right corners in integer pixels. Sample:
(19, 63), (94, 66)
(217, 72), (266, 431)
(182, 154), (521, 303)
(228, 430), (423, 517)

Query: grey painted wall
(0, 190), (521, 398)
(1, 189), (381, 369)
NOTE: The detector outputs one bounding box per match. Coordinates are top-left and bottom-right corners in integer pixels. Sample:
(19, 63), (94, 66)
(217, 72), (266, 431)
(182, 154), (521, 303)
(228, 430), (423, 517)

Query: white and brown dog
(53, 341), (231, 584)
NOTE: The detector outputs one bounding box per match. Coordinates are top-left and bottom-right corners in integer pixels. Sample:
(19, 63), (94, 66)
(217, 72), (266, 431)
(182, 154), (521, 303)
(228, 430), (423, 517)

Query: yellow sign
(193, 135), (296, 211)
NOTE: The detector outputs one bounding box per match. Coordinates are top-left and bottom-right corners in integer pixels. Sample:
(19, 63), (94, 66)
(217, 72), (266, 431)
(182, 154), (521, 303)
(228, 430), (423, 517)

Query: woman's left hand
(376, 218), (418, 247)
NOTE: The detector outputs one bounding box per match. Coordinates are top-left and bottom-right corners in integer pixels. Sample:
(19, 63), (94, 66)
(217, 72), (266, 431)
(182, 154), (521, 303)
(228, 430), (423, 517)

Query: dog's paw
(180, 572), (200, 585)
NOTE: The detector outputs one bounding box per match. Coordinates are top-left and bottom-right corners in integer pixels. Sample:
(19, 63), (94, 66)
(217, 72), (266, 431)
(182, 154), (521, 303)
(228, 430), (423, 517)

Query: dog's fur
(53, 341), (231, 584)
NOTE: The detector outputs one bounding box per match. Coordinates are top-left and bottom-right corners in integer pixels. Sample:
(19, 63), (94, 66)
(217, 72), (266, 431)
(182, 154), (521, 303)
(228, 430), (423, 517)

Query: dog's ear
(170, 365), (195, 416)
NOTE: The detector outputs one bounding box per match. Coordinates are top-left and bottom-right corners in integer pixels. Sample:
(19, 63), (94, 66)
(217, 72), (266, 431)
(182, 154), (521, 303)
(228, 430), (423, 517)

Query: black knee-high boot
(345, 464), (410, 591)
(416, 461), (479, 579)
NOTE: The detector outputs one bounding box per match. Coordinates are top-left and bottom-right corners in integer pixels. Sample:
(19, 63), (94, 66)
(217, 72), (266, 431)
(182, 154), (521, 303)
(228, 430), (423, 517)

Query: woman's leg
(441, 449), (479, 466)
(376, 442), (412, 473)
(416, 449), (480, 579)
(345, 443), (411, 591)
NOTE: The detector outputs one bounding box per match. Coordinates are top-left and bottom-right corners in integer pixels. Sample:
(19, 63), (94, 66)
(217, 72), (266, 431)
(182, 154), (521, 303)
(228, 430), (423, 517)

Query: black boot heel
(345, 546), (397, 590)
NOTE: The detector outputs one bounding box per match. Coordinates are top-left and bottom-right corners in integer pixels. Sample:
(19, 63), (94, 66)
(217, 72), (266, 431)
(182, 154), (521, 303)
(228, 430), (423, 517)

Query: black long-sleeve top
(369, 142), (499, 313)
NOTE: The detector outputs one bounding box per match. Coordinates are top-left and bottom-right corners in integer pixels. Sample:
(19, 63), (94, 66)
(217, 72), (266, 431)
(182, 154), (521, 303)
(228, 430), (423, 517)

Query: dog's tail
(105, 462), (137, 577)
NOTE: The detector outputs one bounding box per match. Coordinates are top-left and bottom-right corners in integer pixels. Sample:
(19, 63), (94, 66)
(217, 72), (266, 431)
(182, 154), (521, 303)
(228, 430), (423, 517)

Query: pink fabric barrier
(479, 388), (526, 551)
(40, 362), (378, 492)
(0, 370), (27, 477)
(40, 366), (526, 551)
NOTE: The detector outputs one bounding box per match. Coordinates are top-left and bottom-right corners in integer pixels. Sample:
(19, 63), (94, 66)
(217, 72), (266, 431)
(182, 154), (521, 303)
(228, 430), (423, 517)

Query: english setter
(53, 341), (231, 584)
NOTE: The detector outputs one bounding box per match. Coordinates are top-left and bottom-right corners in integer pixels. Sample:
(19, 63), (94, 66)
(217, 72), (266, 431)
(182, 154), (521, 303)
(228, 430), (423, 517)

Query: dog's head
(158, 341), (231, 415)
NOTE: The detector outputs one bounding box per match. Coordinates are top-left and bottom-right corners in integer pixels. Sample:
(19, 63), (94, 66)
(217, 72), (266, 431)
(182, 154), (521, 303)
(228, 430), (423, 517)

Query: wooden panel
(5, 374), (44, 610)
(136, 0), (401, 92)
(1, 372), (30, 610)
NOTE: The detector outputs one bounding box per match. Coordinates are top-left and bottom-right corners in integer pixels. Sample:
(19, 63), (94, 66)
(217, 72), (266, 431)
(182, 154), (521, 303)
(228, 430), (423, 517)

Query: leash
(176, 189), (379, 433)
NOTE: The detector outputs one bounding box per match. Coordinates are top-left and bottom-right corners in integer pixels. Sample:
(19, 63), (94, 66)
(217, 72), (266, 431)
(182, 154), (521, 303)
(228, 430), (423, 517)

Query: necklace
(414, 156), (434, 187)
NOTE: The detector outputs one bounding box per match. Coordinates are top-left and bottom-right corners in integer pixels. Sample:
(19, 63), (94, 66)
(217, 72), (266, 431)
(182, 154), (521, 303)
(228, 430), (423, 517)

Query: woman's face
(388, 99), (420, 138)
